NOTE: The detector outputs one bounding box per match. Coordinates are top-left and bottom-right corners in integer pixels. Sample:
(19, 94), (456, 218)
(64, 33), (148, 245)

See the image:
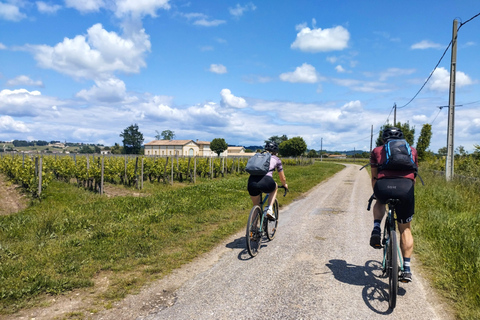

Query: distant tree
(210, 138), (228, 156)
(455, 145), (467, 157)
(473, 144), (480, 159)
(36, 140), (49, 146)
(245, 148), (253, 153)
(161, 130), (175, 140)
(265, 135), (288, 146)
(307, 149), (317, 158)
(416, 124), (432, 161)
(78, 145), (94, 154)
(279, 137), (307, 157)
(438, 147), (447, 156)
(120, 123), (144, 154)
(111, 143), (123, 154)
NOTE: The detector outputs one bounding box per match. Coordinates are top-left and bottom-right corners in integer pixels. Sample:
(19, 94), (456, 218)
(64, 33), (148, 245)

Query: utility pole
(393, 103), (397, 125)
(320, 138), (323, 161)
(370, 125), (373, 153)
(446, 19), (458, 181)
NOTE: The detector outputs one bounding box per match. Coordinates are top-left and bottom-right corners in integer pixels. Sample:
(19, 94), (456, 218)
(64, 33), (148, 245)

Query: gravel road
(97, 164), (454, 320)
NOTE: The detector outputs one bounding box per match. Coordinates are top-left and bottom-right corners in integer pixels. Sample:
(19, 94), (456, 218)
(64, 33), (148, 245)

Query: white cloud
(209, 64), (227, 74)
(36, 1), (61, 14)
(220, 89), (247, 109)
(76, 77), (127, 102)
(411, 40), (443, 50)
(6, 75), (44, 87)
(279, 63), (322, 83)
(335, 65), (346, 73)
(0, 2), (26, 21)
(114, 0), (170, 18)
(378, 68), (416, 81)
(0, 115), (30, 132)
(0, 42), (6, 49)
(291, 25), (350, 53)
(29, 23), (151, 80)
(229, 3), (256, 17)
(333, 78), (391, 93)
(428, 67), (474, 92)
(64, 0), (105, 13)
(194, 18), (226, 27)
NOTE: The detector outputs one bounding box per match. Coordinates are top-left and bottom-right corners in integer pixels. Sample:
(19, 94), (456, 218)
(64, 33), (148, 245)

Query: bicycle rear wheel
(246, 206), (263, 257)
(266, 199), (279, 241)
(387, 229), (399, 309)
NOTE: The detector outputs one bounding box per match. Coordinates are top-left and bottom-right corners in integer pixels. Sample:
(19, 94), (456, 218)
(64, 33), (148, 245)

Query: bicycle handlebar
(278, 185), (288, 197)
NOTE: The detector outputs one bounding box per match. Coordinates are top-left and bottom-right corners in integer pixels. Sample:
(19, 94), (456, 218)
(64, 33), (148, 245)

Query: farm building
(144, 140), (213, 156)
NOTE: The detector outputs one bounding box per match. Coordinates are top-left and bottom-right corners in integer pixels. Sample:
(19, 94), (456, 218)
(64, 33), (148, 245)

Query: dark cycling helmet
(382, 127), (404, 141)
(265, 141), (279, 153)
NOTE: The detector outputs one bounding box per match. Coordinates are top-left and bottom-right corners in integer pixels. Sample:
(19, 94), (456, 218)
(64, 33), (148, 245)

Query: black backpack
(245, 152), (272, 175)
(379, 139), (417, 172)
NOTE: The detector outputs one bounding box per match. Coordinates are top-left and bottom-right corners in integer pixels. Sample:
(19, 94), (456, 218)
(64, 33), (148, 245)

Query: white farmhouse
(144, 140), (214, 156)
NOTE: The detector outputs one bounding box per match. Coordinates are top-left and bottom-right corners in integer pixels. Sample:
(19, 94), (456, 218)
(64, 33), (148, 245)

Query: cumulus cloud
(220, 89), (247, 108)
(28, 23), (151, 80)
(229, 3), (256, 17)
(209, 64), (227, 74)
(64, 0), (105, 13)
(6, 75), (44, 87)
(291, 25), (350, 53)
(76, 77), (127, 102)
(428, 67), (474, 92)
(333, 78), (391, 93)
(279, 63), (322, 83)
(0, 1), (26, 21)
(36, 1), (62, 14)
(114, 0), (170, 18)
(0, 115), (30, 132)
(335, 65), (346, 73)
(411, 40), (443, 50)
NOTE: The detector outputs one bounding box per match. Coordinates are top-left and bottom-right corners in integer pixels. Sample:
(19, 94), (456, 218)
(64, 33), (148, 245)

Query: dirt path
(0, 174), (28, 215)
(1, 166), (454, 319)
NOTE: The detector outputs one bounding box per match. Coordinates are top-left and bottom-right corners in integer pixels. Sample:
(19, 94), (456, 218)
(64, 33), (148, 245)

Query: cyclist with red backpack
(369, 127), (418, 283)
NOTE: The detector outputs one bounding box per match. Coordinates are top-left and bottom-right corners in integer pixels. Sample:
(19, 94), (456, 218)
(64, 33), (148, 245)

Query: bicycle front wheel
(266, 199), (279, 241)
(246, 206), (263, 257)
(387, 229), (399, 309)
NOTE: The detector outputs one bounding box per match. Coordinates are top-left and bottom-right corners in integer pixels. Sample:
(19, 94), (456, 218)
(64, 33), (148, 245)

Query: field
(0, 161), (343, 315)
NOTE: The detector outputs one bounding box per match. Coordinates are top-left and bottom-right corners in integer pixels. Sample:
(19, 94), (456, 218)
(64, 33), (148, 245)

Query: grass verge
(414, 171), (480, 320)
(0, 161), (343, 315)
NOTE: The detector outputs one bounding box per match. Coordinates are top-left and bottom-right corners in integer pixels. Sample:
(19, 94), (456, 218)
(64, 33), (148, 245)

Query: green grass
(0, 161), (343, 314)
(414, 171), (480, 320)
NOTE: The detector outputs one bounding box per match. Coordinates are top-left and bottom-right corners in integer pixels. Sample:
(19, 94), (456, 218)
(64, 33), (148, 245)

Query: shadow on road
(225, 236), (271, 261)
(325, 259), (406, 315)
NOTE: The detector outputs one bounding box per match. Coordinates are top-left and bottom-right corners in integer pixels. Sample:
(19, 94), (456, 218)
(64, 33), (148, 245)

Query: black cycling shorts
(374, 178), (415, 224)
(247, 175), (277, 196)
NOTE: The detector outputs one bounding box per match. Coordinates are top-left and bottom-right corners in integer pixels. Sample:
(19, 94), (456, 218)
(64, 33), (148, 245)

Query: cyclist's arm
(278, 170), (288, 190)
(371, 166), (378, 189)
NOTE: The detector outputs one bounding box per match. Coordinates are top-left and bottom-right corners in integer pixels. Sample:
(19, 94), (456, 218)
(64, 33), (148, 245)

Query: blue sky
(1, 0), (479, 153)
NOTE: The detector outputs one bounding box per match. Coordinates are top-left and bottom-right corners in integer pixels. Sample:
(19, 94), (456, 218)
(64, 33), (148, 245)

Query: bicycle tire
(266, 199), (279, 240)
(388, 229), (399, 309)
(246, 206), (262, 257)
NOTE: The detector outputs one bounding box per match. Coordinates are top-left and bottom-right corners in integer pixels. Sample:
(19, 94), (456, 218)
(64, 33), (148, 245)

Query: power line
(397, 12), (480, 110)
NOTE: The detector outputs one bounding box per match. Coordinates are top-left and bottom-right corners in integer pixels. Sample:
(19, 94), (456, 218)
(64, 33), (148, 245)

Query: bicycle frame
(382, 203), (404, 274)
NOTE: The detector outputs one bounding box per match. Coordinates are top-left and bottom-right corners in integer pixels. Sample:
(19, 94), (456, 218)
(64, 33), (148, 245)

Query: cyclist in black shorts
(370, 127), (418, 283)
(247, 141), (288, 220)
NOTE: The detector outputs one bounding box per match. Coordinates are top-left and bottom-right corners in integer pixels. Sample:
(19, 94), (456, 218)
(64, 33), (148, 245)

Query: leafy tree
(438, 147), (447, 156)
(155, 130), (161, 140)
(111, 143), (123, 154)
(473, 144), (480, 159)
(307, 149), (317, 158)
(265, 135), (288, 146)
(210, 138), (228, 156)
(161, 130), (175, 140)
(416, 123), (432, 161)
(120, 123), (144, 154)
(376, 122), (415, 147)
(78, 145), (94, 154)
(279, 136), (307, 157)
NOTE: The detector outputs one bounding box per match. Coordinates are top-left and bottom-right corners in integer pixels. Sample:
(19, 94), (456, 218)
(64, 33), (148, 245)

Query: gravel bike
(246, 186), (287, 257)
(367, 195), (404, 310)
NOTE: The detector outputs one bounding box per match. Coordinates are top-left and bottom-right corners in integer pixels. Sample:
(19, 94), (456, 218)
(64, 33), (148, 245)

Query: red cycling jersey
(370, 144), (418, 181)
